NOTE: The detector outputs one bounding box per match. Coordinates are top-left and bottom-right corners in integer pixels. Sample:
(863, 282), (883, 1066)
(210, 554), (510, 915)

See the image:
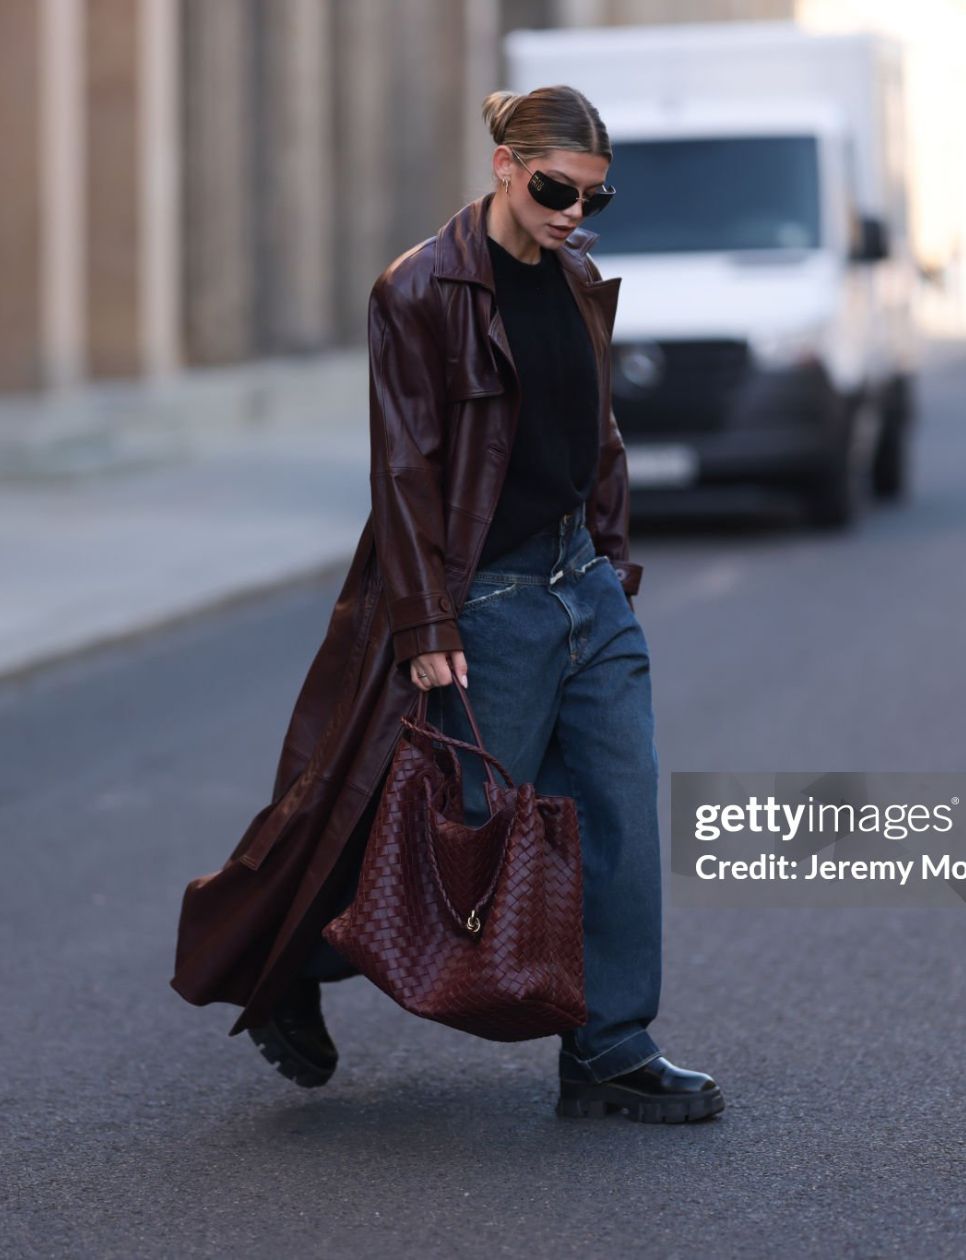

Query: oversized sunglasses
(510, 148), (616, 218)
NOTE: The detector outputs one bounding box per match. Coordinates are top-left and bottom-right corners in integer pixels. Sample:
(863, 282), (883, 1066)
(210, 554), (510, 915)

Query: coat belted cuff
(609, 558), (644, 598)
(389, 589), (459, 634)
(392, 617), (464, 668)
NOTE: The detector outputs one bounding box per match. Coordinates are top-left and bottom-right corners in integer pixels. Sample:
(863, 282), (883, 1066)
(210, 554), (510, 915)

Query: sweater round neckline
(486, 234), (553, 271)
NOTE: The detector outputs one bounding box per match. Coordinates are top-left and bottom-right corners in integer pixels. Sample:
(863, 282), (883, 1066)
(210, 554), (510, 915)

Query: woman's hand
(410, 650), (469, 692)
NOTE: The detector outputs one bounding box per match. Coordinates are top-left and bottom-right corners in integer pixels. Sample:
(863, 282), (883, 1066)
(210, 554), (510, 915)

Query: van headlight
(750, 327), (826, 371)
(615, 341), (666, 393)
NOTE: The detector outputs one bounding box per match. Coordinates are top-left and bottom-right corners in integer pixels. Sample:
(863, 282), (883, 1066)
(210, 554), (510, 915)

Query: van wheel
(872, 376), (913, 500)
(801, 398), (866, 526)
(804, 445), (860, 529)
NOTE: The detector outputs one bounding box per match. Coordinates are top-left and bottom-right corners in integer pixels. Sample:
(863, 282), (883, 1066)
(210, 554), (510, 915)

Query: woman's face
(495, 146), (611, 249)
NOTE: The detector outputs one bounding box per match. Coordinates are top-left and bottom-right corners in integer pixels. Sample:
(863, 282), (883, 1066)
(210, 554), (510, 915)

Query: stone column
(0, 1), (42, 391)
(85, 0), (141, 377)
(256, 0), (332, 353)
(462, 0), (502, 206)
(140, 0), (181, 376)
(331, 0), (393, 339)
(181, 0), (256, 365)
(389, 0), (465, 253)
(38, 0), (180, 388)
(40, 0), (86, 389)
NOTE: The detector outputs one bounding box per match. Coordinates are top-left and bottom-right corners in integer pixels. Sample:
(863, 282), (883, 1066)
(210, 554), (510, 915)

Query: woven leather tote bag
(321, 681), (588, 1041)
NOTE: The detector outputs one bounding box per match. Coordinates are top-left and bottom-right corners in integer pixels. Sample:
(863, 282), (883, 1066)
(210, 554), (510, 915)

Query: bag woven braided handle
(399, 682), (516, 792)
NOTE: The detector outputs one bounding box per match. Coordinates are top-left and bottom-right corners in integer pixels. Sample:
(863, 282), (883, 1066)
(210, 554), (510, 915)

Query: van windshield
(591, 135), (821, 254)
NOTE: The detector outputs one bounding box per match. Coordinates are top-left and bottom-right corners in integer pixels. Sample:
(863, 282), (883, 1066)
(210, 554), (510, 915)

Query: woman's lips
(548, 224), (571, 236)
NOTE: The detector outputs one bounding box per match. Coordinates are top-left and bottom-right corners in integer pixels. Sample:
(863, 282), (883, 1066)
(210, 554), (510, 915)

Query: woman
(170, 85), (723, 1125)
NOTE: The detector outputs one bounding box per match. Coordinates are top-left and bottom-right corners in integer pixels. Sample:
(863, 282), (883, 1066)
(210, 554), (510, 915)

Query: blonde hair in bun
(481, 90), (524, 146)
(480, 84), (612, 167)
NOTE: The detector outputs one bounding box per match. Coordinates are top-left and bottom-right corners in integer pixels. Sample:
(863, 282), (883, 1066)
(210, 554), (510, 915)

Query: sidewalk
(0, 351), (371, 680)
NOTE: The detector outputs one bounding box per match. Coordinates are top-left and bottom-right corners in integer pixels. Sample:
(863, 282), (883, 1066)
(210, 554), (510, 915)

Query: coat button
(438, 596), (451, 611)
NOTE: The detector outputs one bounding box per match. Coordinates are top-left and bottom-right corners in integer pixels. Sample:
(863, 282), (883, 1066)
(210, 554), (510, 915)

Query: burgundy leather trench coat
(169, 190), (644, 1036)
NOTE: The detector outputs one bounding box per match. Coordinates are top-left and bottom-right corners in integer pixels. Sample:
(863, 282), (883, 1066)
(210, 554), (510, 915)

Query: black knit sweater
(477, 235), (600, 567)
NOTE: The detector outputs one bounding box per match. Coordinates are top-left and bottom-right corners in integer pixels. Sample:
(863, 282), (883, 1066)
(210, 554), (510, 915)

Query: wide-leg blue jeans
(303, 500), (664, 1084)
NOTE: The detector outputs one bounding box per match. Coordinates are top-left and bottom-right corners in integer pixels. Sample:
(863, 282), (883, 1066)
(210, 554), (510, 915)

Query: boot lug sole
(248, 1022), (338, 1089)
(556, 1082), (725, 1123)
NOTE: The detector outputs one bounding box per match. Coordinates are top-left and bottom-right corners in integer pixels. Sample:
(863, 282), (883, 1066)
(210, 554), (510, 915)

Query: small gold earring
(502, 176), (510, 195)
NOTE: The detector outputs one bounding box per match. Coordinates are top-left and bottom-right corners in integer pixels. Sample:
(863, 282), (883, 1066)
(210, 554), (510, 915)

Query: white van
(505, 21), (919, 527)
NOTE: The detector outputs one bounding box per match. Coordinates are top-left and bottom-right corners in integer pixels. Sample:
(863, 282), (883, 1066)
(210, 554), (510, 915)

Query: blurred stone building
(1, 0), (962, 394)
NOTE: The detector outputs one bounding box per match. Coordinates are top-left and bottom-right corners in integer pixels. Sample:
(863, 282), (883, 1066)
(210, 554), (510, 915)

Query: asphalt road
(2, 346), (965, 1259)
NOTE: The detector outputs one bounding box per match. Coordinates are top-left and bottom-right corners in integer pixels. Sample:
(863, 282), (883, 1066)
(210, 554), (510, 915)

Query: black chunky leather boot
(247, 977), (339, 1088)
(557, 1055), (725, 1123)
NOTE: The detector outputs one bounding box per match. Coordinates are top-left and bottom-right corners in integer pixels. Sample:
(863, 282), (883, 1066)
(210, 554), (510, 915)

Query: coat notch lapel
(576, 274), (622, 344)
(556, 248), (622, 356)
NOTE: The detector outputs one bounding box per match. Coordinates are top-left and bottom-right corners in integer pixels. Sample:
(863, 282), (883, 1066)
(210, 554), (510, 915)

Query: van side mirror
(850, 215), (890, 262)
